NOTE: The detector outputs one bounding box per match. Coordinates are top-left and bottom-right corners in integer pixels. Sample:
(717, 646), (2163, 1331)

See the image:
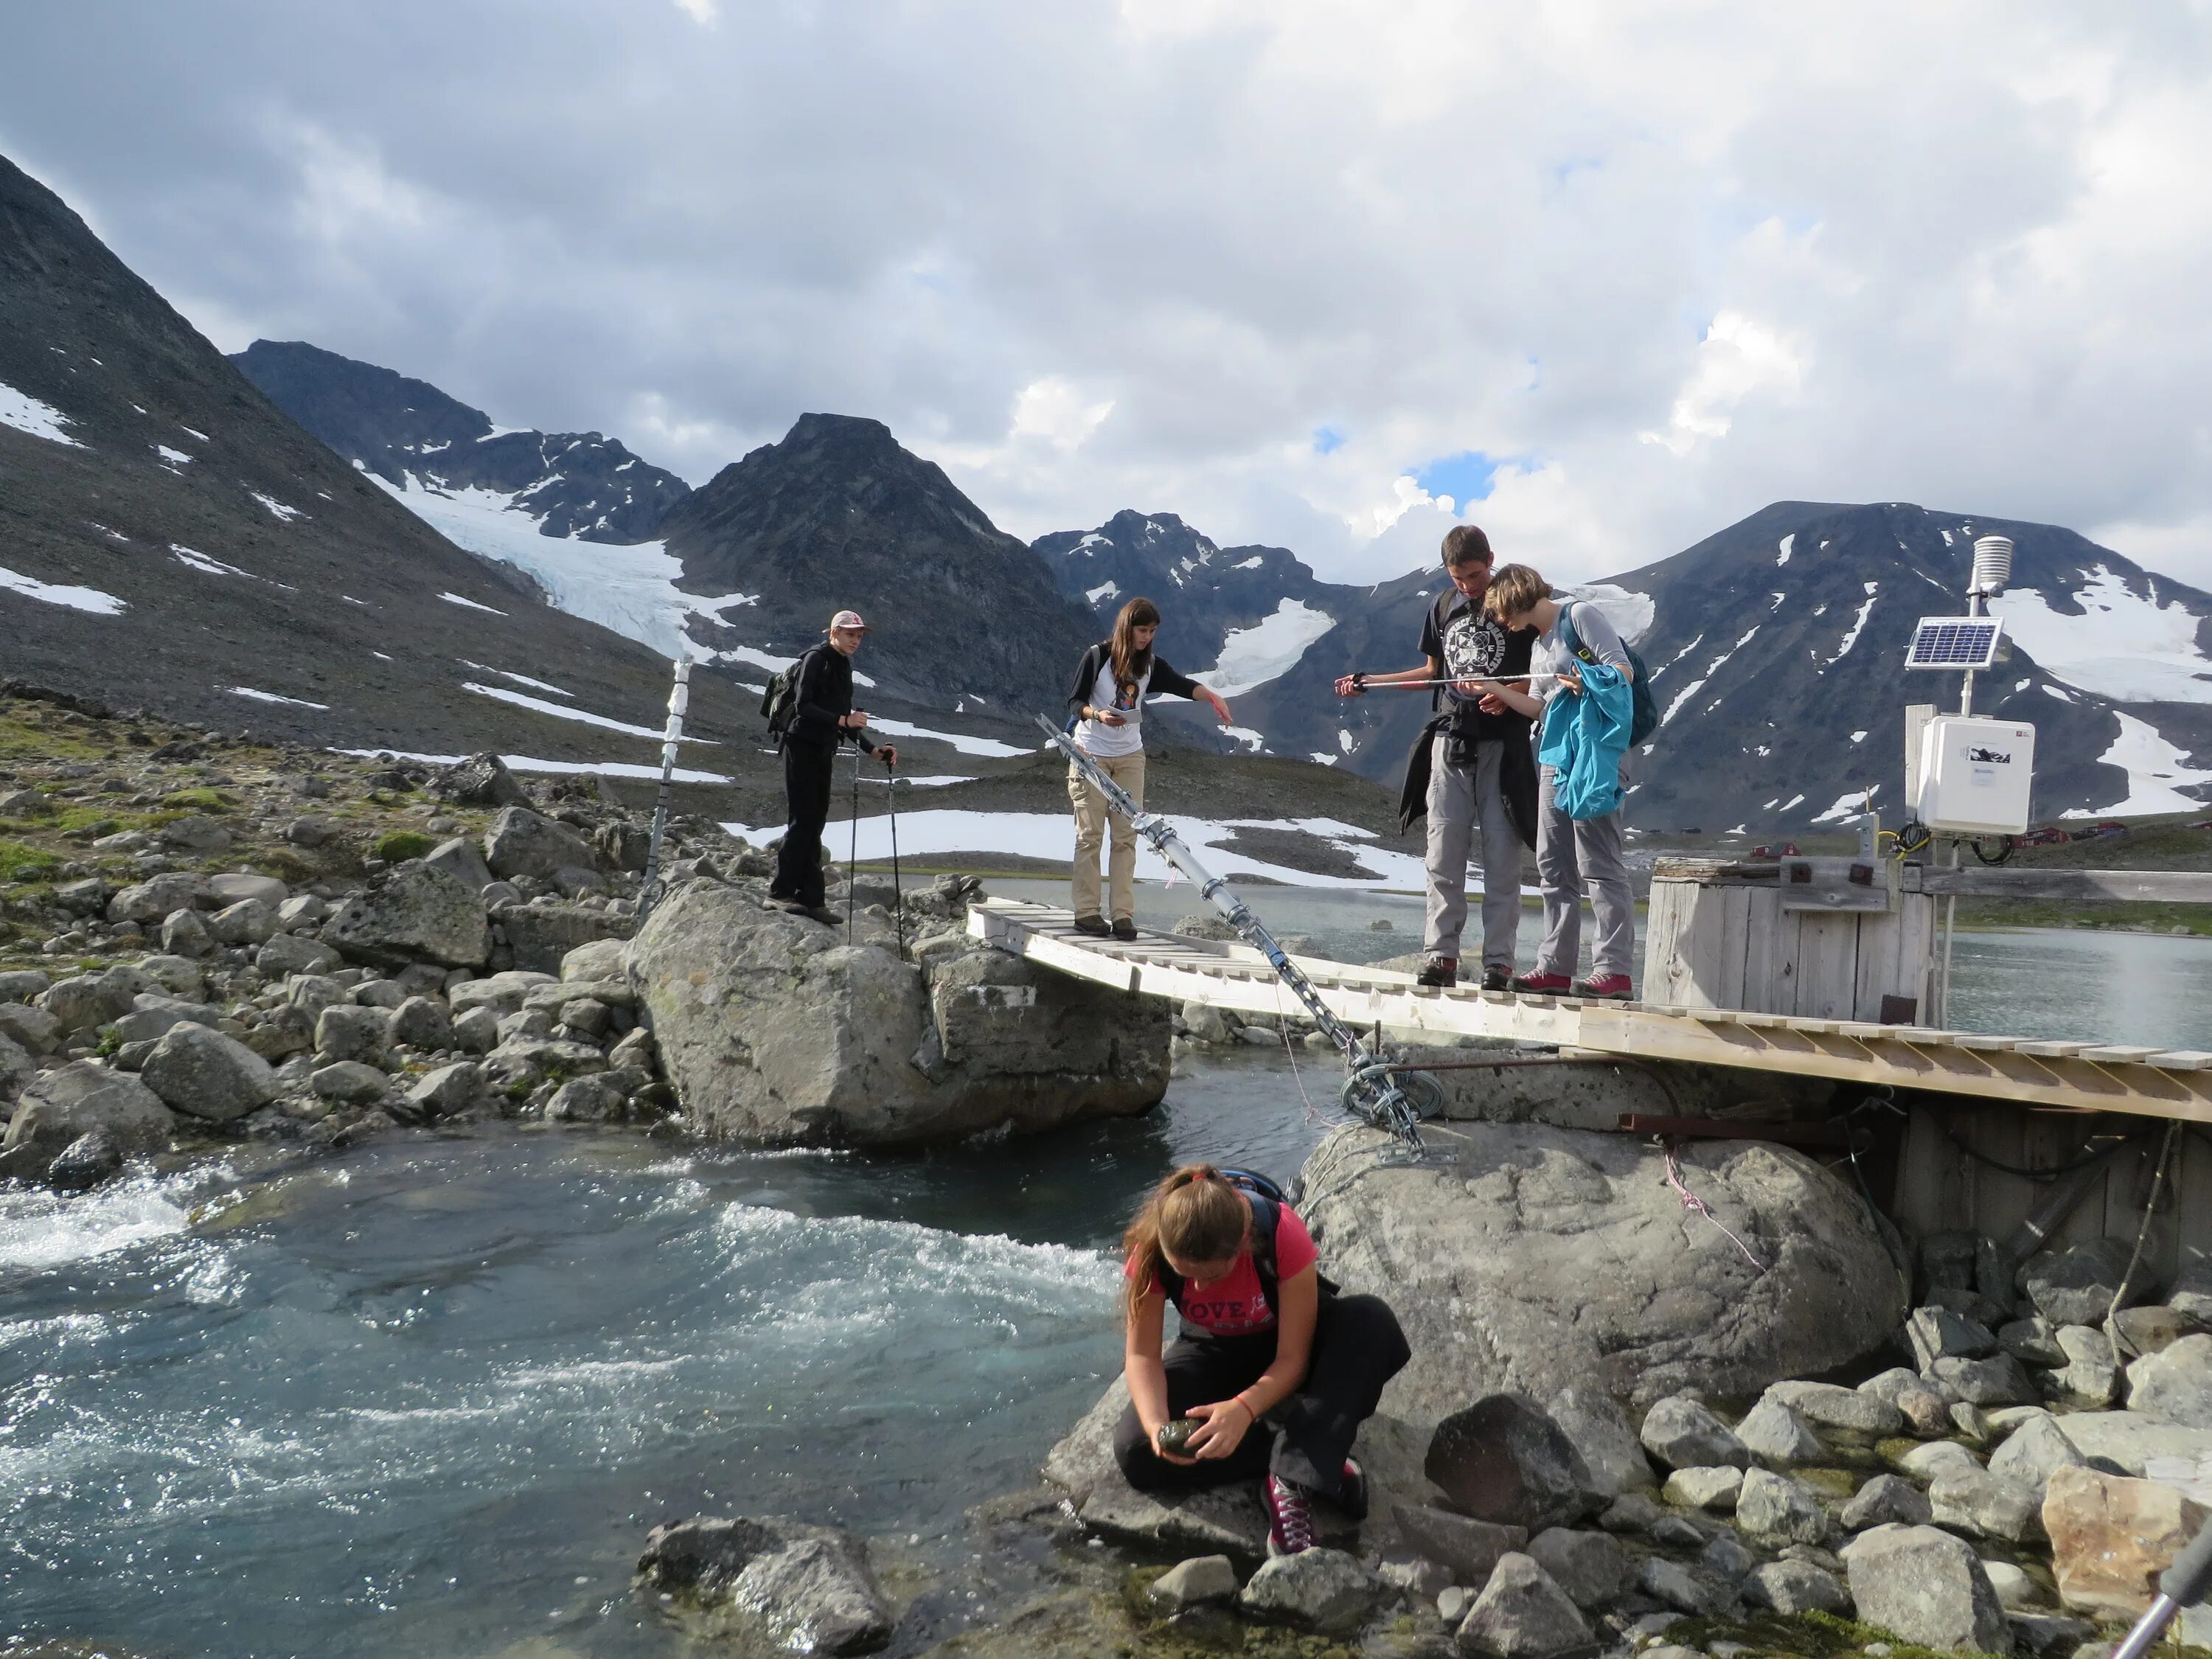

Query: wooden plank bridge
(967, 898), (2212, 1123)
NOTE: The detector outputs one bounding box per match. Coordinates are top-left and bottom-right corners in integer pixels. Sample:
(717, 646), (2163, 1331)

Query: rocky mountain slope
(0, 152), (759, 771)
(231, 339), (691, 542)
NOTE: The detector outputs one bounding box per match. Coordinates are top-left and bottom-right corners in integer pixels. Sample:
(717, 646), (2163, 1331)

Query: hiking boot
(768, 896), (809, 915)
(1072, 913), (1111, 937)
(1264, 1473), (1317, 1557)
(1416, 956), (1457, 988)
(1338, 1456), (1369, 1521)
(1575, 973), (1633, 1000)
(1111, 918), (1138, 942)
(1512, 970), (1572, 994)
(804, 905), (843, 927)
(1481, 964), (1513, 992)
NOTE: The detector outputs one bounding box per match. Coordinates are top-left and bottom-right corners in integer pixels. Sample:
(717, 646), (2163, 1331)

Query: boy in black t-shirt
(1335, 526), (1534, 987)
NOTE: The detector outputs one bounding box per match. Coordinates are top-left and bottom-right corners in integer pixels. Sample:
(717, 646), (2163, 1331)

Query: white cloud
(1638, 311), (1806, 457)
(1008, 376), (1113, 452)
(671, 0), (717, 24)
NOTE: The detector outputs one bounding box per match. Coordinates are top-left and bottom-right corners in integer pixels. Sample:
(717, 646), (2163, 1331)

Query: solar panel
(1905, 617), (2003, 670)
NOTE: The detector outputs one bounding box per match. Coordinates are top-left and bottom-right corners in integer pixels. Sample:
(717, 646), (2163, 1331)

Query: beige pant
(1068, 751), (1146, 922)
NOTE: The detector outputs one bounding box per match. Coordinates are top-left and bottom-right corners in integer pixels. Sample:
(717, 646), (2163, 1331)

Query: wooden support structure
(968, 899), (2212, 1124)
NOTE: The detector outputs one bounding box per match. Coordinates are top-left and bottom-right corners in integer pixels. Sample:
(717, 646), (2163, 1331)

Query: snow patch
(2066, 712), (2212, 816)
(1826, 586), (1879, 664)
(1811, 785), (1881, 824)
(340, 749), (735, 785)
(460, 682), (714, 742)
(248, 491), (304, 523)
(1220, 726), (1267, 752)
(1850, 729), (1869, 744)
(1338, 728), (1355, 754)
(1231, 556), (1265, 571)
(1776, 533), (1794, 566)
(226, 686), (328, 710)
(462, 661), (574, 699)
(1662, 626), (1759, 725)
(1197, 599), (1336, 698)
(864, 717), (1030, 759)
(1085, 581), (1120, 605)
(153, 445), (192, 467)
(440, 592), (508, 616)
(170, 544), (251, 579)
(1992, 566), (2212, 703)
(1310, 753), (1339, 765)
(0, 565), (126, 615)
(0, 380), (86, 447)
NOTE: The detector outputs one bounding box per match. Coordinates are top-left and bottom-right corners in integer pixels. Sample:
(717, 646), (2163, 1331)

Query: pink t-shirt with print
(1127, 1199), (1319, 1337)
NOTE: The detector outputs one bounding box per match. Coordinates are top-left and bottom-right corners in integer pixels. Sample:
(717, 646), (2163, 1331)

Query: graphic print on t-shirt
(1441, 608), (1509, 700)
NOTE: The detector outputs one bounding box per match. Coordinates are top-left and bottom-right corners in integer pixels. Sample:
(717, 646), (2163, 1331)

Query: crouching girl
(1113, 1164), (1410, 1555)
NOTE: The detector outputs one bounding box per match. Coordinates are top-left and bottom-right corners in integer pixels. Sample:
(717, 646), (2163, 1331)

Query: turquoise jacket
(1535, 658), (1633, 820)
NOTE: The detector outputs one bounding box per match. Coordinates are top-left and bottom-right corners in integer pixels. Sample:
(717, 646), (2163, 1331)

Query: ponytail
(1121, 1164), (1253, 1327)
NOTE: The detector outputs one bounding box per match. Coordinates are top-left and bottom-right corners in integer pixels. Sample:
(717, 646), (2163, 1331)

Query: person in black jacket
(770, 609), (897, 922)
(1065, 597), (1233, 939)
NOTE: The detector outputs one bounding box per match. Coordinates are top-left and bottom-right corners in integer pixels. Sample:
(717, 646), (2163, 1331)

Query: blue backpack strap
(1245, 1192), (1281, 1318)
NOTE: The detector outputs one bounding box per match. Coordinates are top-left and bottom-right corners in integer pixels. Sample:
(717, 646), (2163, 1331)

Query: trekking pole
(636, 658), (691, 925)
(886, 762), (905, 960)
(847, 739), (861, 943)
(2110, 1518), (2212, 1659)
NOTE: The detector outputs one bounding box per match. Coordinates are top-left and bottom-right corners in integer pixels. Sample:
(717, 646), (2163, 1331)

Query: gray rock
(1734, 1397), (1827, 1467)
(0, 1001), (64, 1054)
(631, 883), (1166, 1146)
(562, 937), (628, 981)
(608, 1026), (656, 1074)
(1427, 1394), (1601, 1531)
(276, 894), (329, 931)
(2124, 1332), (2212, 1427)
(1699, 1531), (1756, 1579)
(1635, 1556), (1733, 1618)
(1596, 1492), (1663, 1535)
(0, 1062), (173, 1180)
(1237, 1546), (1379, 1637)
(1930, 1352), (2038, 1407)
(110, 995), (222, 1048)
(43, 967), (142, 1033)
(1744, 1559), (1853, 1616)
(1910, 1305), (2000, 1369)
(1899, 1388), (1958, 1438)
(354, 977), (410, 1011)
(1860, 1366), (1927, 1406)
(257, 933), (342, 978)
(1846, 1524), (2011, 1655)
(1983, 1560), (2038, 1610)
(404, 1063), (482, 1120)
(1899, 1440), (1984, 1484)
(139, 1024), (277, 1122)
(1736, 1467), (1832, 1546)
(1148, 1554), (1237, 1613)
(484, 807), (601, 882)
(209, 872), (289, 908)
(241, 1004), (314, 1063)
(207, 897), (279, 947)
(285, 974), (347, 1022)
(554, 998), (612, 1038)
(1394, 1503), (1529, 1583)
(448, 971), (560, 1019)
(1953, 1402), (1993, 1443)
(636, 1515), (891, 1656)
(1928, 1468), (2045, 1543)
(55, 875), (110, 916)
(161, 815), (232, 852)
(2001, 1317), (2068, 1367)
(1843, 1473), (1933, 1531)
(2051, 1325), (2119, 1406)
(322, 864), (490, 970)
(1524, 1528), (1628, 1610)
(389, 996), (454, 1052)
(133, 954), (205, 999)
(524, 978), (636, 1015)
(431, 753), (527, 808)
(1545, 1386), (1656, 1498)
(453, 1006), (500, 1054)
(1987, 1413), (2084, 1500)
(284, 815), (333, 847)
(46, 1130), (125, 1192)
(310, 1062), (389, 1105)
(1455, 1552), (1596, 1659)
(0, 1032), (32, 1104)
(2112, 1305), (2199, 1357)
(1648, 1515), (1708, 1550)
(107, 872), (212, 925)
(1641, 1396), (1751, 1471)
(2010, 1612), (2096, 1659)
(2020, 1238), (2140, 1328)
(316, 1004), (392, 1067)
(0, 970), (53, 1003)
(1769, 1379), (1907, 1438)
(1661, 1467), (1742, 1511)
(423, 836), (496, 897)
(1380, 1552), (1453, 1600)
(161, 908), (212, 957)
(544, 1074), (633, 1123)
(493, 900), (629, 973)
(1439, 1585), (1475, 1625)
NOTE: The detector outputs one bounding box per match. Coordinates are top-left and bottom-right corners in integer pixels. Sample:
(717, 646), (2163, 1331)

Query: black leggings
(1112, 1293), (1410, 1502)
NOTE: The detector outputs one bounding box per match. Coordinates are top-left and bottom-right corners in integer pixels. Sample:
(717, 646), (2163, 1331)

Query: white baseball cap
(828, 609), (870, 632)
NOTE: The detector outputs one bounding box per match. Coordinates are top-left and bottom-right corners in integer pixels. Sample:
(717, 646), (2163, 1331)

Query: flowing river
(4, 925), (2210, 1657)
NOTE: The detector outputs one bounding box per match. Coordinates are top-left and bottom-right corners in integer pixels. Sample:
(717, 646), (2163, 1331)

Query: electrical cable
(2105, 1123), (2181, 1363)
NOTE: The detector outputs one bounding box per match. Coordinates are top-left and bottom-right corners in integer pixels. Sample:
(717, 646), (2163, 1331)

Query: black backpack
(1561, 600), (1659, 747)
(760, 645), (825, 741)
(1154, 1169), (1336, 1319)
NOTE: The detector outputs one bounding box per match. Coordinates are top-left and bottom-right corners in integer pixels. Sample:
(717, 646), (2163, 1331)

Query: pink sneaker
(1264, 1473), (1316, 1556)
(1575, 974), (1633, 1000)
(1512, 970), (1572, 994)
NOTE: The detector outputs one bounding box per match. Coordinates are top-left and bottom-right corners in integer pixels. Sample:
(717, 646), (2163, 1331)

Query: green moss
(0, 838), (64, 882)
(1661, 1608), (2012, 1659)
(161, 787), (235, 813)
(374, 830), (438, 863)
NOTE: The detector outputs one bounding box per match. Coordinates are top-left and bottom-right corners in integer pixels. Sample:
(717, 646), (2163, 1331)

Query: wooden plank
(1742, 887), (1785, 1016)
(1793, 911), (1862, 1020)
(2153, 1052), (2212, 1072)
(1913, 867), (2212, 904)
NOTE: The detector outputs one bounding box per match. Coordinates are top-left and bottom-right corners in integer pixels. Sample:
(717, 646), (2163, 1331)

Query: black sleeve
(1147, 655), (1204, 700)
(1418, 596), (1444, 663)
(1500, 625), (1536, 678)
(1068, 643), (1106, 714)
(789, 649), (842, 742)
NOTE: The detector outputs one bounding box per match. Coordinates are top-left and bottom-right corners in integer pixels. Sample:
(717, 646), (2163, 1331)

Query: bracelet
(1232, 1394), (1257, 1423)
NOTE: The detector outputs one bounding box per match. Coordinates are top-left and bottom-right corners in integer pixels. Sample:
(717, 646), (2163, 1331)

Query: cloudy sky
(5, 1), (2209, 587)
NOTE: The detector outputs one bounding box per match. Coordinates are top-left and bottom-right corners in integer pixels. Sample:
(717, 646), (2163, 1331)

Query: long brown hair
(1121, 1164), (1252, 1325)
(1110, 596), (1162, 687)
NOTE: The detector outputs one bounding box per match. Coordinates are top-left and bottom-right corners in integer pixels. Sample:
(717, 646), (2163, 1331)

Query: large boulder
(0, 1061), (174, 1180)
(433, 753), (528, 807)
(1546, 1386), (1656, 1498)
(106, 872), (213, 925)
(636, 1515), (891, 1655)
(629, 880), (1166, 1146)
(1236, 1547), (1380, 1637)
(484, 807), (601, 881)
(1425, 1394), (1601, 1531)
(1296, 1119), (1906, 1487)
(423, 836), (496, 896)
(494, 900), (631, 973)
(2018, 1238), (2140, 1327)
(43, 967), (143, 1034)
(1845, 1525), (2011, 1655)
(2124, 1332), (2212, 1427)
(1455, 1553), (1596, 1659)
(2044, 1465), (2209, 1618)
(0, 1032), (33, 1106)
(139, 1024), (278, 1122)
(321, 863), (490, 969)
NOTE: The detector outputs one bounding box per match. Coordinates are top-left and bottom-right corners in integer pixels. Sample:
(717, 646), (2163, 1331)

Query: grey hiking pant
(1422, 733), (1524, 971)
(1533, 762), (1636, 980)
